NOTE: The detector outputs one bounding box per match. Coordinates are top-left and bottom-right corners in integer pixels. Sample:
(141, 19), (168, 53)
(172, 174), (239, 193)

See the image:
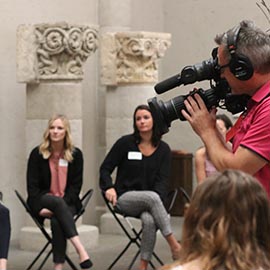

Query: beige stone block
(70, 120), (83, 149)
(100, 213), (184, 241)
(106, 85), (156, 119)
(26, 83), (82, 119)
(25, 120), (48, 156)
(16, 24), (37, 83)
(100, 212), (141, 235)
(98, 116), (106, 147)
(106, 118), (133, 149)
(19, 225), (99, 253)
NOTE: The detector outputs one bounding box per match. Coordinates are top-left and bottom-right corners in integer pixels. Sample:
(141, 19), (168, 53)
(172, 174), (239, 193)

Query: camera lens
(148, 88), (220, 135)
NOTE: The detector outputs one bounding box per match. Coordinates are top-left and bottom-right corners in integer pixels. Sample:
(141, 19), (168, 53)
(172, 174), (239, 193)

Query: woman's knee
(141, 212), (156, 230)
(43, 195), (67, 212)
(146, 191), (162, 206)
(53, 197), (67, 209)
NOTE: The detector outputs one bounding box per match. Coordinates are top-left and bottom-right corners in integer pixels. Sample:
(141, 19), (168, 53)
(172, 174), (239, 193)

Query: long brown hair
(39, 114), (74, 162)
(181, 169), (270, 270)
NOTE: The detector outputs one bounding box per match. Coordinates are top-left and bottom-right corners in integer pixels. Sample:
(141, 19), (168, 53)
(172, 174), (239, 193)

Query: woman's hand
(39, 208), (53, 218)
(105, 188), (118, 206)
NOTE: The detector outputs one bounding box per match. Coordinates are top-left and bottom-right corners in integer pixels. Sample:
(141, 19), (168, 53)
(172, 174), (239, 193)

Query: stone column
(99, 31), (171, 234)
(17, 22), (99, 252)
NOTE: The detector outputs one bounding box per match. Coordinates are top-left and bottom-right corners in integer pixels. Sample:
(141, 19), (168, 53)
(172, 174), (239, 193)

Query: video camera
(148, 48), (249, 135)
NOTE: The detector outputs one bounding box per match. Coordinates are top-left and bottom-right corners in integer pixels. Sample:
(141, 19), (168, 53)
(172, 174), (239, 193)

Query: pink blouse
(49, 153), (68, 197)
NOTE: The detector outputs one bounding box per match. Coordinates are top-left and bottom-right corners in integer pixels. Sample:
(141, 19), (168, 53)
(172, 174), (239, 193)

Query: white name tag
(128, 151), (142, 160)
(59, 159), (68, 167)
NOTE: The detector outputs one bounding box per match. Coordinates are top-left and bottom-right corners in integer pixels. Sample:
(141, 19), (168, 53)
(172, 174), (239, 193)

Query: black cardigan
(26, 146), (83, 215)
(99, 134), (171, 203)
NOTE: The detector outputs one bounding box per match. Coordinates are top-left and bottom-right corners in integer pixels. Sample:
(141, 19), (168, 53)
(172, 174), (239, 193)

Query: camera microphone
(154, 59), (217, 95)
(154, 74), (183, 94)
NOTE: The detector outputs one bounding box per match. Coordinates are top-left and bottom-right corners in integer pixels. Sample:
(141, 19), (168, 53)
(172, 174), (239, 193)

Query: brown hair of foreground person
(161, 169), (270, 270)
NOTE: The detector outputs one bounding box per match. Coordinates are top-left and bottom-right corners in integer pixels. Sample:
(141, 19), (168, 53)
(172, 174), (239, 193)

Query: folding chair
(176, 187), (191, 209)
(15, 188), (94, 270)
(101, 189), (179, 270)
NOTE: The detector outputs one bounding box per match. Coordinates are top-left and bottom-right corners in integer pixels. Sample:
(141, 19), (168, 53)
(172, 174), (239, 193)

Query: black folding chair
(15, 189), (94, 270)
(101, 189), (179, 270)
(177, 187), (191, 206)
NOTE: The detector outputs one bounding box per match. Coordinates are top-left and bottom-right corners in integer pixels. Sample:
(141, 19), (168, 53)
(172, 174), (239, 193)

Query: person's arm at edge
(195, 147), (207, 183)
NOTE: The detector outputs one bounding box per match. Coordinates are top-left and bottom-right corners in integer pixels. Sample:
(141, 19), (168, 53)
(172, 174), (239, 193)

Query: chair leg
(37, 250), (52, 270)
(65, 254), (79, 270)
(127, 249), (162, 270)
(107, 240), (134, 270)
(26, 241), (51, 270)
(149, 260), (156, 270)
(132, 228), (164, 268)
(152, 250), (164, 266)
(127, 249), (140, 270)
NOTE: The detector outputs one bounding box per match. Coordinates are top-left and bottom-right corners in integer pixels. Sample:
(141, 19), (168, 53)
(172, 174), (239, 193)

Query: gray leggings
(116, 191), (172, 261)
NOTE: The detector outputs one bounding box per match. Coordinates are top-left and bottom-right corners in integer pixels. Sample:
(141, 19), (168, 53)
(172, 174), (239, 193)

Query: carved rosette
(100, 31), (171, 85)
(36, 23), (98, 80)
(17, 23), (98, 83)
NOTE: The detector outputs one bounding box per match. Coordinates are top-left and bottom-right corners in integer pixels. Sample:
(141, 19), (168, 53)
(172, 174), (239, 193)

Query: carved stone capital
(17, 22), (98, 83)
(100, 31), (171, 85)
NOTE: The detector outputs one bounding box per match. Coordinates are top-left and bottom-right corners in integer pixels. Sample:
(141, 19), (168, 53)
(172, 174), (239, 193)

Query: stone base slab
(19, 225), (99, 253)
(100, 212), (141, 235)
(100, 212), (184, 240)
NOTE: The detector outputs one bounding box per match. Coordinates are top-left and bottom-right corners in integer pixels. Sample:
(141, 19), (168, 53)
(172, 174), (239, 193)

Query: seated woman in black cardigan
(27, 114), (92, 270)
(100, 104), (181, 270)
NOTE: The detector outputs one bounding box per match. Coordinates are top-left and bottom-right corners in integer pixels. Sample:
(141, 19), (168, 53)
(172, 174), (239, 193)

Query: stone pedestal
(20, 225), (99, 253)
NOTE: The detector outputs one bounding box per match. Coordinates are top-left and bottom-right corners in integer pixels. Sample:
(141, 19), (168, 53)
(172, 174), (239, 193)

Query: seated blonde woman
(27, 114), (92, 270)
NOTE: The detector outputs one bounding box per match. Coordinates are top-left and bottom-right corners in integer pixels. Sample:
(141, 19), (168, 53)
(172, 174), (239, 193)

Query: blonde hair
(39, 114), (74, 162)
(180, 169), (270, 270)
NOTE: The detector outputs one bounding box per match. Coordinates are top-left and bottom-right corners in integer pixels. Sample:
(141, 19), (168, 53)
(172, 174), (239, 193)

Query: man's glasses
(216, 62), (230, 73)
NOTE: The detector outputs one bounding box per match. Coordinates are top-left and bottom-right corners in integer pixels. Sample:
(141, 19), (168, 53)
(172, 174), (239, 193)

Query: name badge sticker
(59, 159), (68, 167)
(128, 151), (142, 160)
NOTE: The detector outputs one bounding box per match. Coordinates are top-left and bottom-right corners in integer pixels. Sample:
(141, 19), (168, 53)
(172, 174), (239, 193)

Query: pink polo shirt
(232, 81), (270, 196)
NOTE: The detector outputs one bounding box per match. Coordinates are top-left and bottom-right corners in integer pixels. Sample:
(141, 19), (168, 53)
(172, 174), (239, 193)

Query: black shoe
(80, 259), (93, 269)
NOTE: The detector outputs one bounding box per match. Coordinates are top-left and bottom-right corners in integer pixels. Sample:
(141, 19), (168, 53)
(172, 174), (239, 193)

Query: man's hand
(181, 93), (217, 138)
(105, 188), (118, 206)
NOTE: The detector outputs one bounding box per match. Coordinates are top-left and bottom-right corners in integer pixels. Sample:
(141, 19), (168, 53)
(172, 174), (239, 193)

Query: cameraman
(182, 20), (270, 196)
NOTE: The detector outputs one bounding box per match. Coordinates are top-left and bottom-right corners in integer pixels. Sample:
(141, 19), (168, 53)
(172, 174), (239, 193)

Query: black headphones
(227, 25), (254, 80)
